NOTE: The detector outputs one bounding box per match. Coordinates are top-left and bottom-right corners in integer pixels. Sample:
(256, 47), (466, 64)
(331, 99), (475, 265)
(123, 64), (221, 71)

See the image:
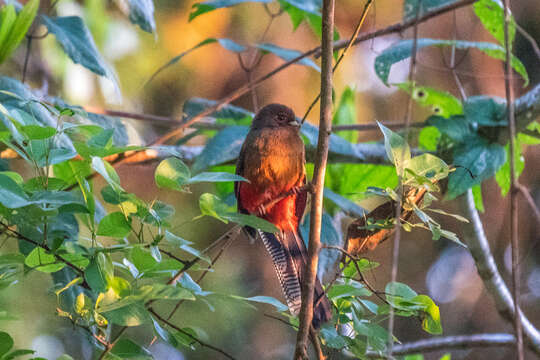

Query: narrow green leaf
(395, 82), (463, 118)
(256, 43), (320, 71)
(473, 0), (515, 46)
(375, 39), (528, 86)
(0, 331), (14, 356)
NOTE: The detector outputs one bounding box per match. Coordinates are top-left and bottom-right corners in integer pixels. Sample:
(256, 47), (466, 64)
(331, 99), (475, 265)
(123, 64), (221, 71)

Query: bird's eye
(277, 113), (287, 122)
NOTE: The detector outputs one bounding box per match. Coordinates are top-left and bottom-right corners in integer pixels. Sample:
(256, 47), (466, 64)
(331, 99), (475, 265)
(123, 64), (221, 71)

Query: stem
(502, 0), (524, 359)
(294, 0), (334, 358)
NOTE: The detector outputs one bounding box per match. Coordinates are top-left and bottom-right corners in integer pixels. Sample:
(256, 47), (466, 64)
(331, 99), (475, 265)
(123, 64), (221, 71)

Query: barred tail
(258, 229), (332, 328)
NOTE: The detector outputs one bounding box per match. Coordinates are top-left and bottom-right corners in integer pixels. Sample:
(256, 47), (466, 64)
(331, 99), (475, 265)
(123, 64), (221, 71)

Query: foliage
(0, 0), (538, 358)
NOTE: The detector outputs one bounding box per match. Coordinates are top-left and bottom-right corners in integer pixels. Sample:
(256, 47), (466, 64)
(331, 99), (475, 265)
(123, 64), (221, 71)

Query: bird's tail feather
(258, 229), (332, 328)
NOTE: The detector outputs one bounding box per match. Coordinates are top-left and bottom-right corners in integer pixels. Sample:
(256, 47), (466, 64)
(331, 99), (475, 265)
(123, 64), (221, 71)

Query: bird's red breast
(236, 126), (306, 231)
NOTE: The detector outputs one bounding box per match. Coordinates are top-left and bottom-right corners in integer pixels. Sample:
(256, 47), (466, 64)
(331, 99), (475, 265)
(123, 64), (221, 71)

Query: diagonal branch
(460, 190), (540, 355)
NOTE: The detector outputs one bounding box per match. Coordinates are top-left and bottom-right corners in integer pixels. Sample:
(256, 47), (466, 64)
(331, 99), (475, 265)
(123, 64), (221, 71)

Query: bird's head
(251, 104), (300, 130)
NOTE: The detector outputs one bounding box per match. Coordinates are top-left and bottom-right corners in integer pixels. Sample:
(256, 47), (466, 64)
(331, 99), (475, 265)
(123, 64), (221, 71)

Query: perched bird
(235, 103), (332, 328)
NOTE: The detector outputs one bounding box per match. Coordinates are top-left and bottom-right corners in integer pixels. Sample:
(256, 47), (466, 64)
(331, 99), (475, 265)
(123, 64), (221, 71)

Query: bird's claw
(256, 204), (267, 216)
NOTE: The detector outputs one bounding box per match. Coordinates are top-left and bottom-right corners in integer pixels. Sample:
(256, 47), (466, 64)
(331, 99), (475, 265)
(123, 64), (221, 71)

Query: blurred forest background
(1, 0), (540, 359)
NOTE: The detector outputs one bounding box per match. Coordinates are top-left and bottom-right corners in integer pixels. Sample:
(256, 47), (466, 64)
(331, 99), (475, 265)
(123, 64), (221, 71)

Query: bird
(234, 103), (332, 328)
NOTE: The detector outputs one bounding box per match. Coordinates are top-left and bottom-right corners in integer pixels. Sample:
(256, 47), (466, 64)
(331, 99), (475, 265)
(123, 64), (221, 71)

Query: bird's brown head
(251, 104), (299, 130)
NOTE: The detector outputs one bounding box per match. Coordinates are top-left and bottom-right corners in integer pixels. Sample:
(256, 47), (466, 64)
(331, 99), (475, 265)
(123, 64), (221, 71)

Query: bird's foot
(256, 204), (267, 216)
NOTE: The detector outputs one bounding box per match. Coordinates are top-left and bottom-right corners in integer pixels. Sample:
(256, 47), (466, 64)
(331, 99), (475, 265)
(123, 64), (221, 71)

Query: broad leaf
(375, 39), (528, 86)
(463, 96), (506, 126)
(41, 16), (117, 83)
(110, 339), (152, 359)
(155, 157), (191, 190)
(24, 247), (65, 273)
(395, 82), (463, 118)
(473, 0), (515, 46)
(495, 141), (524, 196)
(192, 126), (249, 173)
(97, 212), (131, 238)
(447, 136), (506, 199)
(378, 122), (411, 177)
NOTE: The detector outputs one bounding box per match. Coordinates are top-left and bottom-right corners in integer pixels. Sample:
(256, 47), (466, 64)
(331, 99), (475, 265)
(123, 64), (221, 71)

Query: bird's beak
(289, 119), (301, 127)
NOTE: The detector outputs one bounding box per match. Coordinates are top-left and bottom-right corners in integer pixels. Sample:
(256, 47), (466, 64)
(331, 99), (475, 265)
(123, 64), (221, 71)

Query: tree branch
(294, 0), (335, 358)
(502, 0), (524, 357)
(148, 308), (236, 360)
(365, 333), (515, 358)
(460, 190), (540, 354)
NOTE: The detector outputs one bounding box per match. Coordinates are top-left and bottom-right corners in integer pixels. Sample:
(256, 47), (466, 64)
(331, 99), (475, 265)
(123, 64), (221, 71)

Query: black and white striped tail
(257, 229), (333, 328)
(258, 230), (302, 315)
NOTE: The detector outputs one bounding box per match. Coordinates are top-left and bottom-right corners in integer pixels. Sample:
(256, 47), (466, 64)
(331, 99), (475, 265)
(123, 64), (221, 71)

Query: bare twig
(515, 183), (540, 227)
(148, 308), (236, 360)
(301, 0), (373, 123)
(388, 1), (421, 355)
(461, 190), (540, 354)
(294, 0), (335, 358)
(153, 0), (479, 145)
(97, 326), (127, 360)
(502, 1), (524, 358)
(515, 23), (540, 61)
(366, 333), (515, 358)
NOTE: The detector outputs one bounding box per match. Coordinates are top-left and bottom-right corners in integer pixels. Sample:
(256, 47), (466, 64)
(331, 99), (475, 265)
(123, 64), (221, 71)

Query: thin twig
(502, 1), (524, 359)
(165, 232), (236, 321)
(388, 1), (421, 355)
(153, 0), (479, 145)
(148, 308), (236, 360)
(515, 183), (540, 227)
(515, 23), (540, 61)
(22, 36), (33, 83)
(294, 0), (335, 358)
(301, 0), (373, 123)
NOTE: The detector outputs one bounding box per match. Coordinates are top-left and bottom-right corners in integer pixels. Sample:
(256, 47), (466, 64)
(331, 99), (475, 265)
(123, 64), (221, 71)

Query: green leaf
(328, 283), (371, 300)
(0, 0), (39, 64)
(395, 82), (463, 118)
(447, 137), (506, 199)
(102, 302), (151, 326)
(418, 126), (441, 151)
(405, 153), (450, 182)
(375, 39), (528, 86)
(41, 16), (116, 82)
(333, 86), (357, 143)
(216, 38), (246, 53)
(128, 0), (155, 33)
(463, 96), (507, 126)
(198, 193), (232, 223)
(320, 326), (347, 349)
(192, 126), (249, 173)
(0, 173), (31, 208)
(155, 157), (191, 190)
(224, 213), (278, 233)
(412, 294), (443, 334)
(84, 253), (113, 292)
(20, 125), (57, 140)
(98, 212), (131, 238)
(24, 247), (65, 273)
(189, 0), (272, 21)
(427, 115), (471, 142)
(187, 172), (247, 184)
(0, 331), (14, 356)
(473, 0), (515, 46)
(91, 157), (122, 190)
(377, 122), (411, 177)
(495, 141), (524, 196)
(471, 184), (485, 212)
(385, 281), (417, 299)
(256, 43), (320, 71)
